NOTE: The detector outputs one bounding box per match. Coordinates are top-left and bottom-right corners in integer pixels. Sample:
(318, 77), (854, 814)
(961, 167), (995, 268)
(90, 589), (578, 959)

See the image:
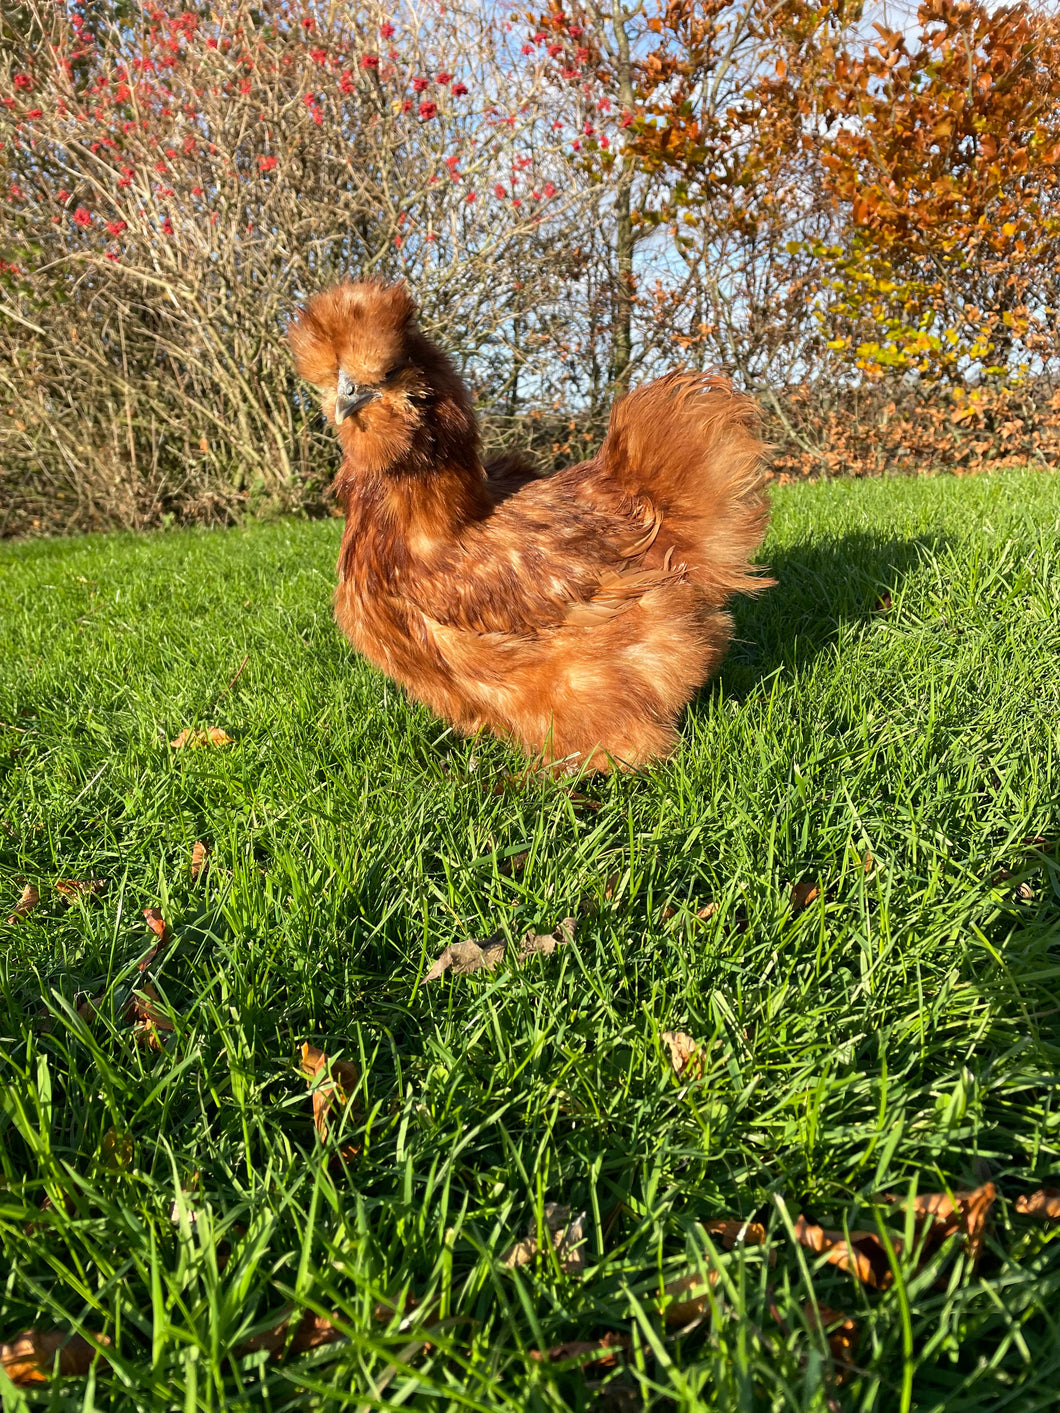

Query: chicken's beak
(335, 382), (379, 424)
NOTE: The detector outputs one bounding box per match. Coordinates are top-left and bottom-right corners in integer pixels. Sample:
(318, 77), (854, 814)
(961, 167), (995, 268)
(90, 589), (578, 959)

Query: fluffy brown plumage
(289, 279), (772, 772)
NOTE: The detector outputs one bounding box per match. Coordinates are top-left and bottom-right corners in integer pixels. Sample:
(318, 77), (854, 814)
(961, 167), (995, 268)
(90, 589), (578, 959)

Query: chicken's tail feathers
(597, 372), (773, 600)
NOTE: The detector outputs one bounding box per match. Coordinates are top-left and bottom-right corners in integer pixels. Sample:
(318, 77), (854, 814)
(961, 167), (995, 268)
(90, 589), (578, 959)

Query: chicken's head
(288, 279), (476, 477)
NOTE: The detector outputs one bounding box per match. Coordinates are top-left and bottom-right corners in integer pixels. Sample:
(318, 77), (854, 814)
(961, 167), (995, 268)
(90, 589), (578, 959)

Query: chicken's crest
(288, 279), (478, 481)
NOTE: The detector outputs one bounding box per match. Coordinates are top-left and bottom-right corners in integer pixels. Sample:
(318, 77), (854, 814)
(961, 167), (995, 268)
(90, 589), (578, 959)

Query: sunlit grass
(1, 468), (1059, 1410)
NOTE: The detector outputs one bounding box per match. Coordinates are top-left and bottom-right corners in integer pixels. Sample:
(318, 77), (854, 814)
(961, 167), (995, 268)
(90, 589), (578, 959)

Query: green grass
(1, 468), (1059, 1411)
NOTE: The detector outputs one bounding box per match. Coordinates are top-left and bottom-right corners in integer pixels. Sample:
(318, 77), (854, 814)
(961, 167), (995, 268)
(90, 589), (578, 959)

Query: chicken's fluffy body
(289, 280), (771, 772)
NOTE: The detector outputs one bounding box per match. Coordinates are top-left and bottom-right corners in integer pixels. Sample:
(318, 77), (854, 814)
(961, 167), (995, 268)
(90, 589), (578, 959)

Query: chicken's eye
(384, 363), (406, 382)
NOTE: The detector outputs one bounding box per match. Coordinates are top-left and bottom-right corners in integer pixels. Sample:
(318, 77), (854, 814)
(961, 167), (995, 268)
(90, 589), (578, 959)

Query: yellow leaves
(1, 1330), (110, 1385)
(170, 727), (233, 748)
(300, 1043), (359, 1143)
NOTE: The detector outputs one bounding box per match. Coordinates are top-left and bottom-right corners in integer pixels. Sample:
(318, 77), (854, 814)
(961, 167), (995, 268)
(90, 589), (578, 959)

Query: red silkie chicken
(289, 280), (771, 772)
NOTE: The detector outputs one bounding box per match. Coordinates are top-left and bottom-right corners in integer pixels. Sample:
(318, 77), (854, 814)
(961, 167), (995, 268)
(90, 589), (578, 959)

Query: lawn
(1, 468), (1059, 1411)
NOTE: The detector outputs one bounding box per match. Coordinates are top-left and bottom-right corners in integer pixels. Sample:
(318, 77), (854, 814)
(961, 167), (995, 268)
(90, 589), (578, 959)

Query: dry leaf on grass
(301, 1043), (359, 1143)
(874, 591), (893, 613)
(144, 908), (168, 942)
(424, 920), (575, 983)
(123, 983), (176, 1049)
(530, 1332), (628, 1367)
(56, 878), (106, 904)
(6, 884), (40, 924)
(424, 937), (505, 982)
(1014, 1188), (1060, 1220)
(796, 1182), (997, 1288)
(170, 727), (233, 749)
(0, 1329), (110, 1384)
(706, 1219), (767, 1249)
(234, 1308), (343, 1360)
(805, 1304), (857, 1375)
(890, 1181), (996, 1266)
(661, 1270), (718, 1326)
(793, 1215), (894, 1289)
(519, 917), (576, 958)
(863, 850), (874, 875)
(191, 841), (209, 880)
(139, 907), (170, 971)
(661, 1030), (705, 1080)
(502, 1203), (586, 1275)
(790, 880), (820, 910)
(695, 902), (717, 921)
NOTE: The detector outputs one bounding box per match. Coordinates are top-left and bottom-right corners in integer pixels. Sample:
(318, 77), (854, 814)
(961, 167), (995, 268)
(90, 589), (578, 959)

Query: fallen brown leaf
(123, 982), (176, 1049)
(76, 995), (102, 1021)
(1014, 1188), (1060, 1220)
(863, 850), (874, 875)
(793, 1215), (894, 1289)
(191, 841), (209, 880)
(424, 920), (575, 982)
(530, 1331), (628, 1367)
(170, 727), (233, 749)
(661, 1030), (705, 1080)
(805, 1303), (857, 1377)
(424, 937), (505, 982)
(144, 908), (168, 942)
(0, 1329), (109, 1384)
(896, 1182), (997, 1266)
(874, 591), (893, 613)
(662, 1270), (718, 1325)
(695, 902), (717, 921)
(790, 880), (820, 910)
(706, 1219), (767, 1249)
(235, 1307), (343, 1360)
(519, 917), (576, 958)
(6, 883), (40, 924)
(502, 1203), (586, 1275)
(301, 1043), (359, 1143)
(56, 878), (106, 905)
(139, 907), (171, 971)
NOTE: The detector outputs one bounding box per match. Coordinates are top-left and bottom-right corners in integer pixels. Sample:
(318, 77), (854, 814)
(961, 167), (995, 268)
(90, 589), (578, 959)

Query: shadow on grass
(713, 530), (944, 696)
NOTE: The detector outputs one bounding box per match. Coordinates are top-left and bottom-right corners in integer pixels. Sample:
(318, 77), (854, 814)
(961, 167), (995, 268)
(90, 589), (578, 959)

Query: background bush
(1, 0), (1059, 535)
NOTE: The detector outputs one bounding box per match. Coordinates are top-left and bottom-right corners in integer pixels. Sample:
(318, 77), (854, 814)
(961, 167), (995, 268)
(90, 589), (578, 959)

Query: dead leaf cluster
(423, 918), (575, 983)
(794, 1181), (998, 1290)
